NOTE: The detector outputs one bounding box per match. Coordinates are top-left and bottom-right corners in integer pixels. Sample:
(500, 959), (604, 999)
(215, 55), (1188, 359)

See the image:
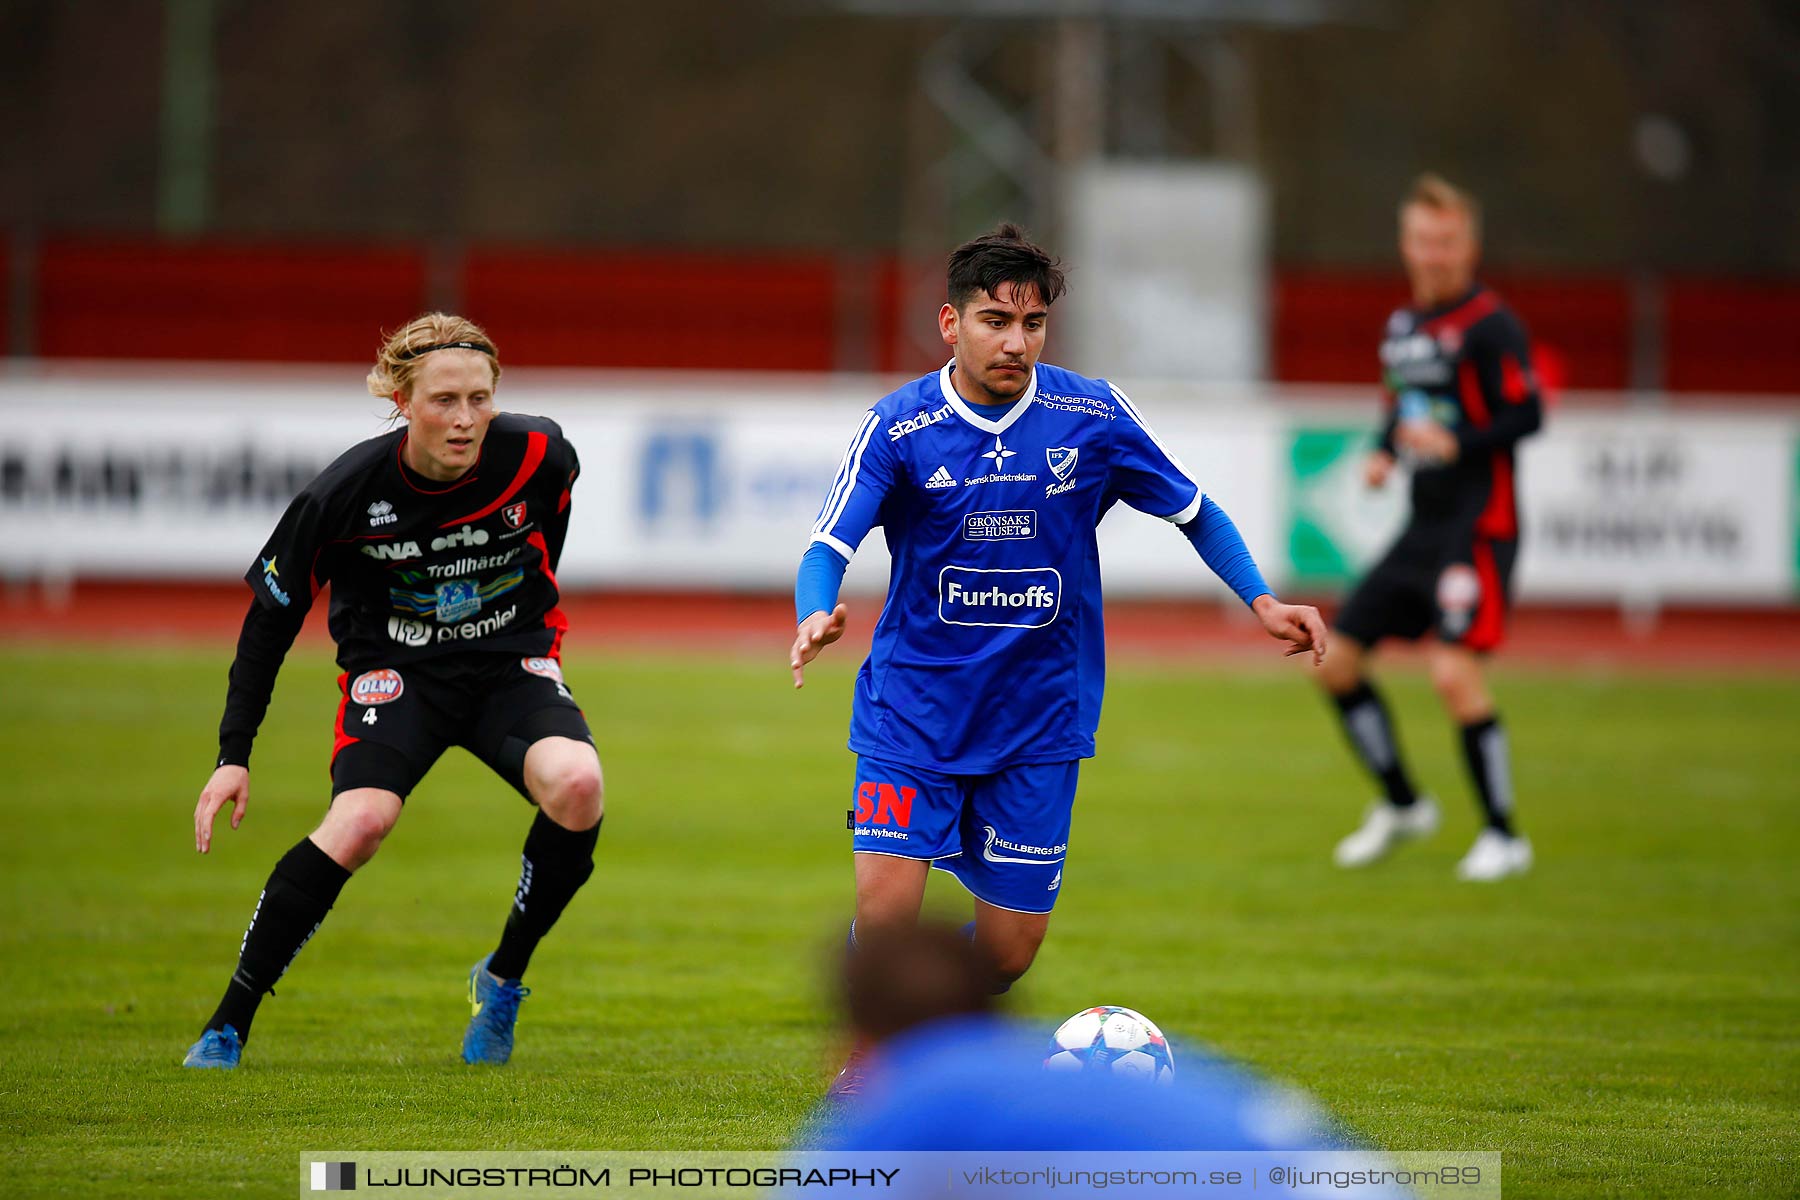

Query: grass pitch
(1, 645), (1795, 1197)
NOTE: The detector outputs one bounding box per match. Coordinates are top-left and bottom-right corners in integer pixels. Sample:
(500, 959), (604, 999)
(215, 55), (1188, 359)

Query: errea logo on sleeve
(938, 566), (1061, 628)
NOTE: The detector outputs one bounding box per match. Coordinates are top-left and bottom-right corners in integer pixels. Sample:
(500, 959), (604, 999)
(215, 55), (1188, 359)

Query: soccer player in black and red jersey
(1319, 175), (1543, 881)
(183, 314), (603, 1068)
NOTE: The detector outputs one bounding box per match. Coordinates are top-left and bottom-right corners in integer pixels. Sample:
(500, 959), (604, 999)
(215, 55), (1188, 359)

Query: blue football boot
(182, 1024), (243, 1069)
(461, 954), (530, 1065)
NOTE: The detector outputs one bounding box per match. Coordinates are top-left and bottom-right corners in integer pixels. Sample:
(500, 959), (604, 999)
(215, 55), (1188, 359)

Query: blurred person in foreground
(801, 923), (1357, 1163)
(1320, 175), (1544, 881)
(789, 225), (1327, 1096)
(183, 314), (601, 1069)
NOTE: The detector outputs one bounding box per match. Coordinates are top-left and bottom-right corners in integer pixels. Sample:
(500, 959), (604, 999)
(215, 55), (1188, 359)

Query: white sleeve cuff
(1165, 490), (1204, 525)
(809, 531), (856, 559)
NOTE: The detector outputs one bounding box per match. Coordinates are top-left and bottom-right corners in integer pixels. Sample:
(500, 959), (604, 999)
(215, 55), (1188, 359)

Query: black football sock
(206, 837), (351, 1040)
(1331, 681), (1419, 808)
(1460, 716), (1517, 836)
(487, 810), (601, 981)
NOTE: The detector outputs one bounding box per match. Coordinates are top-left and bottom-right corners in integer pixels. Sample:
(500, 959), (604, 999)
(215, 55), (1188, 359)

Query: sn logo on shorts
(855, 781), (916, 831)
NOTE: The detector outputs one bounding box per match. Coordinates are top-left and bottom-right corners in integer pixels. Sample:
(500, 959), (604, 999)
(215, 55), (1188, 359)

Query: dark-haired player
(791, 224), (1328, 1094)
(183, 313), (602, 1069)
(1320, 175), (1543, 881)
(804, 924), (1360, 1166)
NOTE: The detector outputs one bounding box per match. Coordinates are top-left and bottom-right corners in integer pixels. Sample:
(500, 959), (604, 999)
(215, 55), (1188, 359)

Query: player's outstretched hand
(1251, 595), (1328, 666)
(791, 603), (849, 689)
(195, 765), (250, 854)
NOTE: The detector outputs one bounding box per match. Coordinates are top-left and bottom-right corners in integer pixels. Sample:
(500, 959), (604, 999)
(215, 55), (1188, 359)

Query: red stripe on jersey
(441, 431), (546, 527)
(1421, 289), (1500, 340)
(557, 487), (571, 513)
(528, 529), (569, 658)
(1476, 451), (1518, 539)
(1467, 540), (1506, 651)
(528, 529), (559, 591)
(1462, 353), (1517, 539)
(331, 671), (359, 768)
(1458, 359), (1491, 427)
(1501, 352), (1532, 402)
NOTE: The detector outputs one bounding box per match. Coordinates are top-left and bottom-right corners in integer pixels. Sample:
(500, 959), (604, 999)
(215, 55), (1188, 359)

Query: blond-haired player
(184, 315), (602, 1068)
(1320, 175), (1543, 881)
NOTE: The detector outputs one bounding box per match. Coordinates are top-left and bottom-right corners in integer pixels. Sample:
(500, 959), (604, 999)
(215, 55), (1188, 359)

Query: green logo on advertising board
(1284, 426), (1408, 589)
(1288, 430), (1358, 582)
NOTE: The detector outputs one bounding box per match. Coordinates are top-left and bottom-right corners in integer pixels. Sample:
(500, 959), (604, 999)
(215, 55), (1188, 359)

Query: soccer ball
(1045, 1005), (1175, 1084)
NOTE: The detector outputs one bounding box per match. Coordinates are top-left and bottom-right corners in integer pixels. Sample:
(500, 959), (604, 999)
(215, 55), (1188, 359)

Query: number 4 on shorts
(362, 709), (378, 725)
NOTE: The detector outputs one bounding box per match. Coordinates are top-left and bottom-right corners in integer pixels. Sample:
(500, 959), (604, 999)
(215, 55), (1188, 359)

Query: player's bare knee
(854, 880), (926, 932)
(1319, 657), (1359, 696)
(526, 740), (603, 830)
(1318, 641), (1364, 695)
(853, 891), (915, 932)
(318, 796), (396, 867)
(354, 804), (398, 849)
(1428, 654), (1465, 696)
(542, 760), (603, 830)
(976, 914), (1048, 983)
(1428, 657), (1489, 721)
(988, 937), (1042, 983)
(1448, 691), (1492, 724)
(853, 854), (929, 929)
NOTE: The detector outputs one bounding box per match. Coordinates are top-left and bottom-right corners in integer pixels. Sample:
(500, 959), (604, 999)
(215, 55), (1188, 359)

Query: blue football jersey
(812, 360), (1203, 773)
(800, 1015), (1351, 1154)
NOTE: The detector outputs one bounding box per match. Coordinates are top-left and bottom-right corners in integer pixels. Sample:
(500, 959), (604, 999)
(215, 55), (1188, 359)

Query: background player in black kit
(1319, 175), (1543, 882)
(183, 314), (603, 1068)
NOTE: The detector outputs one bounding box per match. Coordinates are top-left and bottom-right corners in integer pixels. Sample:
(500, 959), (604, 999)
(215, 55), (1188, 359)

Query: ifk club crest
(1046, 447), (1078, 482)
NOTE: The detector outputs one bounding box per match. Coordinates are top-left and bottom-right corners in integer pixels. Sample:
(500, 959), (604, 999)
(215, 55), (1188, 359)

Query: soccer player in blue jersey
(799, 924), (1363, 1169)
(790, 225), (1327, 1094)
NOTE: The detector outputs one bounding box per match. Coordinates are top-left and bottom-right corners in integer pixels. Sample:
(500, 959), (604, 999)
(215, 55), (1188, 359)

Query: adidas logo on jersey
(925, 466), (958, 489)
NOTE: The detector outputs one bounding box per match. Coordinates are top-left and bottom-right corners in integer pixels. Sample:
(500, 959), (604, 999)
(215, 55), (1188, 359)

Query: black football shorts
(1334, 525), (1518, 654)
(328, 652), (592, 800)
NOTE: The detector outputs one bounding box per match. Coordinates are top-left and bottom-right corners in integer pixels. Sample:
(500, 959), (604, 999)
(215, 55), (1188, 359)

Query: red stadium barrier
(1269, 270), (1406, 387)
(9, 232), (1800, 392)
(36, 237), (427, 362)
(1665, 278), (1800, 394)
(873, 255), (947, 376)
(462, 246), (841, 371)
(1484, 275), (1631, 391)
(1270, 270), (1631, 391)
